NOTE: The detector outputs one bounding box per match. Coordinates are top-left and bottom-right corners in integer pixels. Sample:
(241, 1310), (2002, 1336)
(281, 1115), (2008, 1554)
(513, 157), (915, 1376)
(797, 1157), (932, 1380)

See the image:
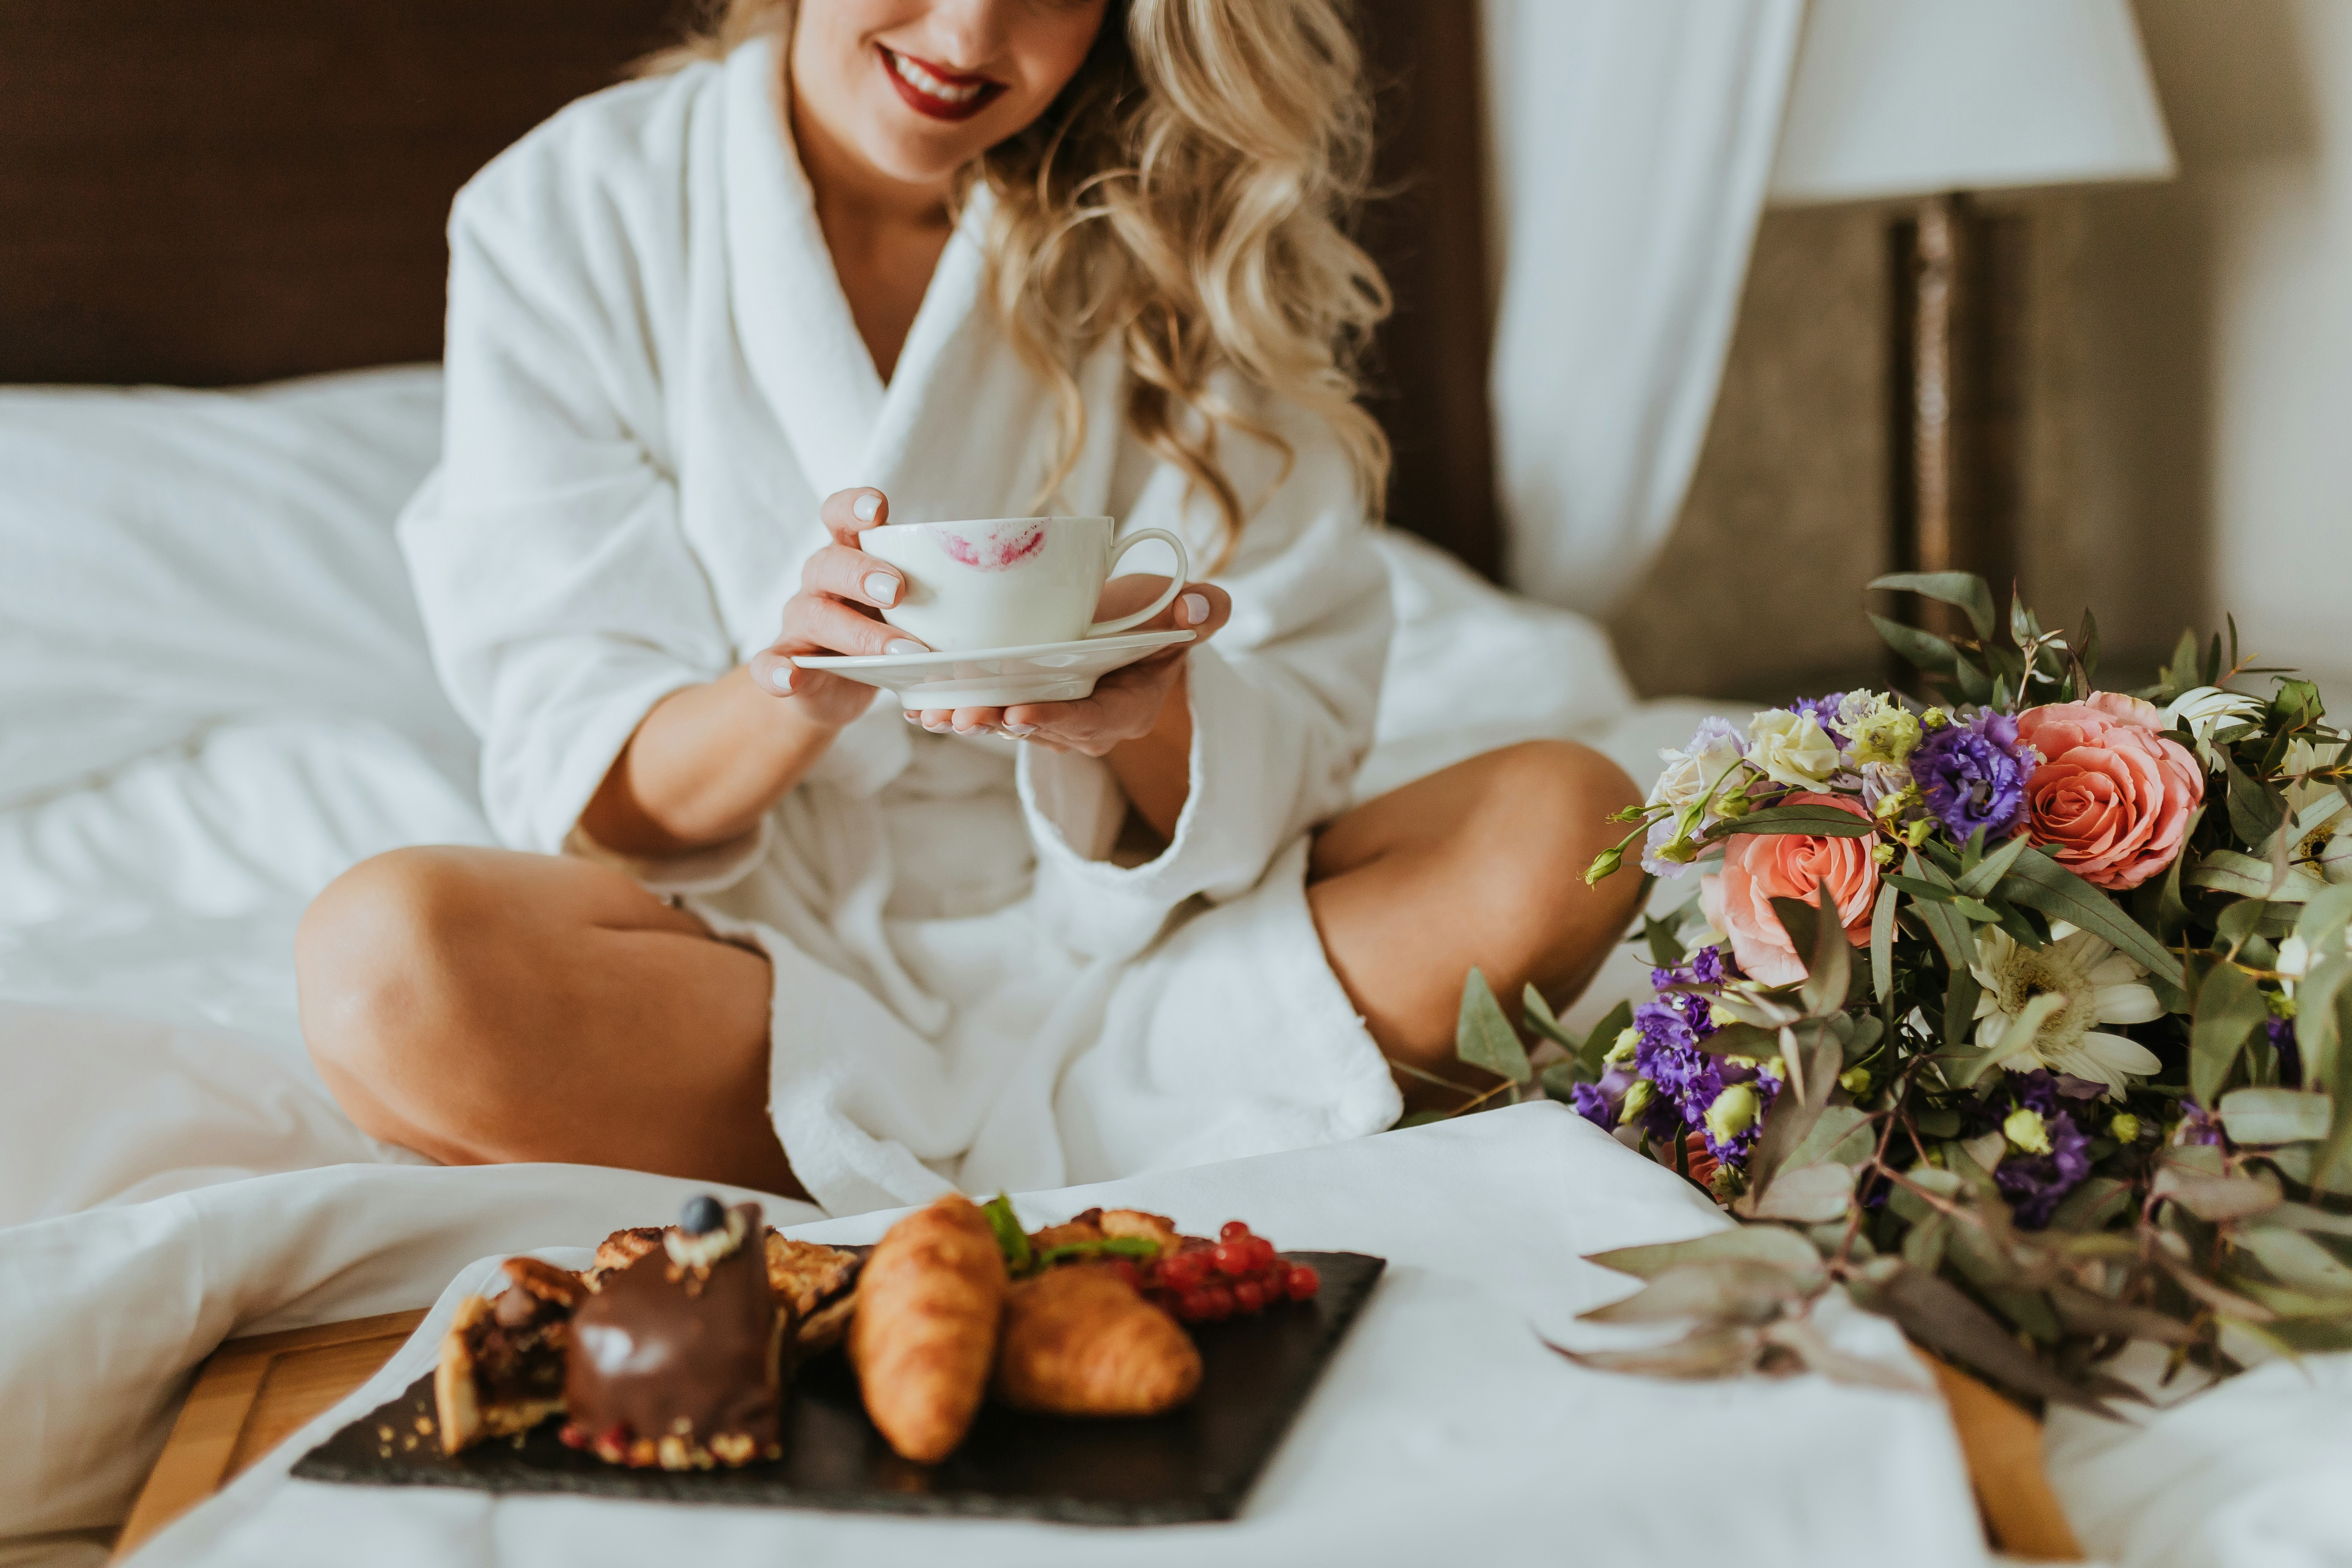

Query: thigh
(298, 845), (796, 1194)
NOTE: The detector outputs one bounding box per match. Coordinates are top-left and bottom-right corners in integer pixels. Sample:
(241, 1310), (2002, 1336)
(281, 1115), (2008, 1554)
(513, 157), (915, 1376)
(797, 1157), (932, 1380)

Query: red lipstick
(877, 45), (1005, 123)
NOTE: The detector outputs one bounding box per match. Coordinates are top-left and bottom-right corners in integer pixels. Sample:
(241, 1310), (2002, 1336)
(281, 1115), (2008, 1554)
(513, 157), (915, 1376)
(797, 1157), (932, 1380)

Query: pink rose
(2015, 697), (2204, 890)
(1700, 792), (1880, 987)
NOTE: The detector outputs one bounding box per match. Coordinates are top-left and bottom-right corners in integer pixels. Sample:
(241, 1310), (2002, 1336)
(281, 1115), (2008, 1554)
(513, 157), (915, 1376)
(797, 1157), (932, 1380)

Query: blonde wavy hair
(649, 0), (1391, 559)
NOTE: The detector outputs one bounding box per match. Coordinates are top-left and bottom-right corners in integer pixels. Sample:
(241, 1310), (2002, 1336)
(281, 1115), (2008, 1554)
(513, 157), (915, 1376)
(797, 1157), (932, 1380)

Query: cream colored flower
(1844, 694), (1923, 767)
(1648, 719), (1749, 811)
(2161, 686), (2264, 767)
(1970, 924), (2165, 1097)
(1746, 709), (1842, 788)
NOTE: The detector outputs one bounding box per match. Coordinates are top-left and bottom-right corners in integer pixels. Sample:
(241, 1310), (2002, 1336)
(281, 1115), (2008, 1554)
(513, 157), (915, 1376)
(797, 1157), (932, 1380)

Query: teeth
(890, 50), (985, 104)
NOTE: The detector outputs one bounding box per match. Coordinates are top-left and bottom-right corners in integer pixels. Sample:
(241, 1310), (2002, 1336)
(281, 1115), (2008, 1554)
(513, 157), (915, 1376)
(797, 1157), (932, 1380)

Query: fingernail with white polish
(768, 664), (796, 691)
(885, 639), (926, 655)
(1005, 724), (1037, 736)
(902, 709), (920, 722)
(864, 572), (900, 606)
(852, 493), (881, 522)
(1181, 592), (1210, 626)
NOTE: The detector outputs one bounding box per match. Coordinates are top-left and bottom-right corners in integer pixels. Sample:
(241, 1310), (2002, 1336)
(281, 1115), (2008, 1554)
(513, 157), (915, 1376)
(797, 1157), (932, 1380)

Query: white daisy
(1969, 923), (2165, 1097)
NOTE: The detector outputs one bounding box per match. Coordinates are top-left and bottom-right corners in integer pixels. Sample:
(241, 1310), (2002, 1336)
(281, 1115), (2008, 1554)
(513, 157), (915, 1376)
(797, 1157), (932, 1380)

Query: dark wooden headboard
(0, 0), (1495, 574)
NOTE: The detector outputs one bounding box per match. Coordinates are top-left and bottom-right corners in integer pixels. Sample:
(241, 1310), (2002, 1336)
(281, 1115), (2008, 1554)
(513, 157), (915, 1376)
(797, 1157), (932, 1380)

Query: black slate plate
(292, 1251), (1382, 1525)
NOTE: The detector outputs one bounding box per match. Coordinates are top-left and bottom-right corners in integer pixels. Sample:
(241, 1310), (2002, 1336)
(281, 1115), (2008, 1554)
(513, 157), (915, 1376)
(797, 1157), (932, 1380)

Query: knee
(296, 848), (497, 1120)
(1461, 741), (1645, 928)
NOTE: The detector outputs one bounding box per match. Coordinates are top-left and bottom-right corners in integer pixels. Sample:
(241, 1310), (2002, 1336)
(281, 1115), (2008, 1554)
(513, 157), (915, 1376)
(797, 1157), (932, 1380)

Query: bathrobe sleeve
(1018, 397), (1393, 956)
(396, 76), (764, 887)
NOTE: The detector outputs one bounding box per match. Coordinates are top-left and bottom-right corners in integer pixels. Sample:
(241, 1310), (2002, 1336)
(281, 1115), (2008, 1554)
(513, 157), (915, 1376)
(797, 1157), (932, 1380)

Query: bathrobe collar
(723, 36), (994, 501)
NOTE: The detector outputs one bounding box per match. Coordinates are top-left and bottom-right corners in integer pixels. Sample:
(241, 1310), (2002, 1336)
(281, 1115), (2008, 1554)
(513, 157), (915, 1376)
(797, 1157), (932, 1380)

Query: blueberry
(679, 1194), (726, 1235)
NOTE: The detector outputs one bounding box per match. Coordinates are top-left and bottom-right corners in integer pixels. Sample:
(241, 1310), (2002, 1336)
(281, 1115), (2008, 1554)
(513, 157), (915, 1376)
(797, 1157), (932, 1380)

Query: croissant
(849, 1194), (1009, 1463)
(993, 1264), (1201, 1417)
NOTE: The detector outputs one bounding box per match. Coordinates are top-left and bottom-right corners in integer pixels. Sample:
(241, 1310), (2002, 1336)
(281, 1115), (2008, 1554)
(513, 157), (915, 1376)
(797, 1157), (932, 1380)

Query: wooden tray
(290, 1252), (1385, 1525)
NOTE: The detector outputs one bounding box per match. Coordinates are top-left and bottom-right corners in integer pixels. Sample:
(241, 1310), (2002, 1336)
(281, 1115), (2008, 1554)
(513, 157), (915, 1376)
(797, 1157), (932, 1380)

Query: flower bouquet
(1442, 572), (2352, 1411)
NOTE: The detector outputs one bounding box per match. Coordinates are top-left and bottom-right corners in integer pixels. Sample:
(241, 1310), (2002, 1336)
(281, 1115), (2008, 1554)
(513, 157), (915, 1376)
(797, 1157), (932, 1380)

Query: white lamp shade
(1768, 0), (2176, 205)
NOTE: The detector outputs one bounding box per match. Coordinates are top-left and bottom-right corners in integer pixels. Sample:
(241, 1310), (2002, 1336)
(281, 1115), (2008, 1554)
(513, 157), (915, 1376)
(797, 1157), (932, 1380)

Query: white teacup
(857, 516), (1190, 653)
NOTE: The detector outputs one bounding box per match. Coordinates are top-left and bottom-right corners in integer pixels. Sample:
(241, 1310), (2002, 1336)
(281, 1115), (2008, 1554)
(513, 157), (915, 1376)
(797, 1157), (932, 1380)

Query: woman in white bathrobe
(298, 0), (1642, 1214)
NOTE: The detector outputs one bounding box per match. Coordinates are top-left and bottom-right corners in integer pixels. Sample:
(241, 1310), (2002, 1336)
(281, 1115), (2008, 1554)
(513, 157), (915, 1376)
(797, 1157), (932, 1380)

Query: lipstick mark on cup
(938, 521), (1045, 571)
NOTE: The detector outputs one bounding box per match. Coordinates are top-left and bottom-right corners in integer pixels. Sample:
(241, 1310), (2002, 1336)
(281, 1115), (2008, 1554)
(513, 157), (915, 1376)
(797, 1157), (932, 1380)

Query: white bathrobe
(398, 37), (1402, 1215)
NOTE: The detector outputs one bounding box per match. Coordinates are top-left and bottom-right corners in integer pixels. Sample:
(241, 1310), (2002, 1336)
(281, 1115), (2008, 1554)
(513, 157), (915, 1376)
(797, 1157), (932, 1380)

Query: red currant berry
(1286, 1264), (1320, 1301)
(1212, 1241), (1251, 1276)
(1198, 1283), (1235, 1320)
(1161, 1251), (1206, 1291)
(1234, 1279), (1266, 1312)
(558, 1423), (589, 1449)
(1220, 1220), (1251, 1242)
(1177, 1288), (1216, 1321)
(1244, 1235), (1278, 1270)
(1111, 1259), (1142, 1290)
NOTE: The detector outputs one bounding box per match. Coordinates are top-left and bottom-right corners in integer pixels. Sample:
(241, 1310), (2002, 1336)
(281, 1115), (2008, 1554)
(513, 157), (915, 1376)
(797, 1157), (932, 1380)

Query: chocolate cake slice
(589, 1219), (861, 1355)
(434, 1256), (584, 1455)
(563, 1196), (787, 1469)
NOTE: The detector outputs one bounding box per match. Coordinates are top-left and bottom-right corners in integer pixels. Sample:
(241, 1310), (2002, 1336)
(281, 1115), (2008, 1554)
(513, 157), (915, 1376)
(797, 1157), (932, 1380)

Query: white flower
(2161, 686), (2264, 767)
(1970, 923), (2165, 1098)
(2280, 925), (2352, 982)
(1746, 709), (1842, 789)
(1648, 718), (1749, 811)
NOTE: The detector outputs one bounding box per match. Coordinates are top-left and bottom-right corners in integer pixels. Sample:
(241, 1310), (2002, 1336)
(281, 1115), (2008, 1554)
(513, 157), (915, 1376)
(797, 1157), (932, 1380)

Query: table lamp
(1765, 0), (2174, 639)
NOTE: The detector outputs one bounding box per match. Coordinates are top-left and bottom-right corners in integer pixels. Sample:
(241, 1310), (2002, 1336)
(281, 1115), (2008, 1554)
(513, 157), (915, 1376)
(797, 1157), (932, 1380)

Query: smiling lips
(879, 46), (1005, 122)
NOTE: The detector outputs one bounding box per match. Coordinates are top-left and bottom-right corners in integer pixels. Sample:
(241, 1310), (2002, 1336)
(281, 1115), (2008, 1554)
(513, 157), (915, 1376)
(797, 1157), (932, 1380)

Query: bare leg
(1308, 740), (1646, 1109)
(297, 846), (801, 1196)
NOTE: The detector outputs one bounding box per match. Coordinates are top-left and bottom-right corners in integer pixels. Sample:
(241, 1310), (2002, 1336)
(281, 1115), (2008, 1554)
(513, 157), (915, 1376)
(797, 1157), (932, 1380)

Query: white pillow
(0, 366), (468, 808)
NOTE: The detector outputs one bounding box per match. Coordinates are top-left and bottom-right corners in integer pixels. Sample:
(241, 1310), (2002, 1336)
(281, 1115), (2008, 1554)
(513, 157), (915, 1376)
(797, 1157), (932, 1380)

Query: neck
(786, 53), (954, 232)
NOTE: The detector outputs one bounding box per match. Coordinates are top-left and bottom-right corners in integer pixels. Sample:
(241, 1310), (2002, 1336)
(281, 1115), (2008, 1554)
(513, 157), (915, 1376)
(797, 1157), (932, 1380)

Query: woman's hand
(911, 576), (1231, 753)
(748, 486), (929, 730)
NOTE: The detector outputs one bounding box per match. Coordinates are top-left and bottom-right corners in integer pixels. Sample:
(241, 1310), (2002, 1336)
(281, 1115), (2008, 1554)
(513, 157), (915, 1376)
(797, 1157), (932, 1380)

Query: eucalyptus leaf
(2224, 750), (2289, 846)
(1845, 1264), (2112, 1414)
(1578, 1259), (1810, 1327)
(2266, 1137), (2352, 1195)
(1585, 1226), (1825, 1282)
(2046, 1176), (2133, 1233)
(1729, 805), (1878, 839)
(1736, 1160), (1855, 1223)
(1995, 847), (2184, 985)
(2298, 885), (2352, 954)
(1576, 997), (1634, 1080)
(1902, 1212), (1950, 1272)
(2044, 1281), (2198, 1345)
(1537, 1061), (1587, 1102)
(1758, 1316), (1927, 1394)
(1694, 1020), (1784, 1060)
(2217, 1088), (2336, 1146)
(1455, 967), (1531, 1082)
(1518, 985), (1577, 1052)
(2188, 851), (2330, 902)
(1784, 1105), (1875, 1171)
(2191, 962), (2267, 1107)
(1869, 572), (1996, 640)
(2153, 1164), (2283, 1221)
(1906, 853), (1976, 970)
(1956, 835), (2031, 899)
(2253, 1201), (2352, 1239)
(2235, 1228), (2352, 1296)
(1870, 612), (1964, 677)
(1745, 1062), (1830, 1197)
(1871, 884), (1898, 1004)
(1549, 1327), (1763, 1380)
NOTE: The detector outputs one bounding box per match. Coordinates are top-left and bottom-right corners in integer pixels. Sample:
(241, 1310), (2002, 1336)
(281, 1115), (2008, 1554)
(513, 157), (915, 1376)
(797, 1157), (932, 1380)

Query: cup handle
(1084, 528), (1192, 637)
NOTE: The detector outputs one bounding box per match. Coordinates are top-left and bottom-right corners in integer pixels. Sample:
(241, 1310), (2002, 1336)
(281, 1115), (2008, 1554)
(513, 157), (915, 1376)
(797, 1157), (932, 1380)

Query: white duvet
(0, 369), (2337, 1567)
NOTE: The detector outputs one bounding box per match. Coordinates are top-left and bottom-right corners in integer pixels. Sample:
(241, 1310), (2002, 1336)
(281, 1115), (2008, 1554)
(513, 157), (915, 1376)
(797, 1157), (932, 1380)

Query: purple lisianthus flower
(1911, 710), (2035, 843)
(2175, 1100), (2226, 1147)
(1994, 1108), (2091, 1228)
(1628, 949), (1782, 1169)
(1568, 1080), (1613, 1130)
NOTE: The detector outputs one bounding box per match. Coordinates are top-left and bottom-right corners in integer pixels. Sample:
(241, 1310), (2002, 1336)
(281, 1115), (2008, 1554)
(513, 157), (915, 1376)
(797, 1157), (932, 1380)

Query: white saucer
(792, 630), (1196, 709)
